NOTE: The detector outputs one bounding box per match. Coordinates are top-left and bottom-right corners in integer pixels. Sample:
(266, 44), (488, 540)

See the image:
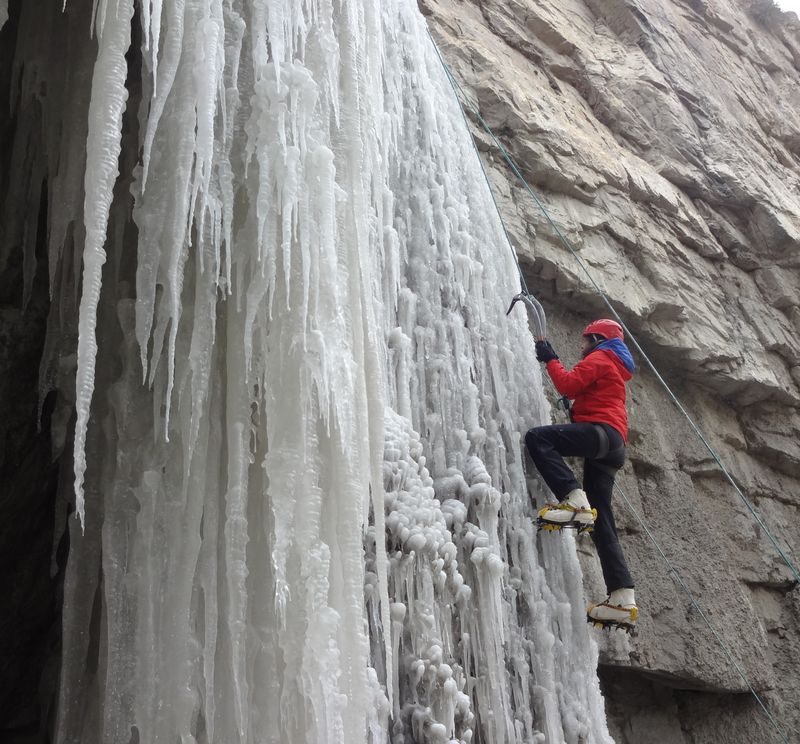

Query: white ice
(6, 0), (615, 741)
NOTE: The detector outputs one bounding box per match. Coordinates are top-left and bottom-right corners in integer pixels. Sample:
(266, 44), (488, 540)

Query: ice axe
(506, 292), (571, 418)
(506, 291), (547, 340)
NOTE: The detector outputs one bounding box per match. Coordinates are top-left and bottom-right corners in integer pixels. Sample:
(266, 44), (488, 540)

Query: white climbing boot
(587, 588), (638, 632)
(537, 489), (597, 532)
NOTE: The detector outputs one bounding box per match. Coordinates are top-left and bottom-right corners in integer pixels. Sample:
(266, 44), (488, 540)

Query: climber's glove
(535, 340), (558, 363)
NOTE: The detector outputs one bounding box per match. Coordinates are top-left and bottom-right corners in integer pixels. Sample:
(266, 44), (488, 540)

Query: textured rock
(423, 0), (800, 740)
(0, 6), (62, 743)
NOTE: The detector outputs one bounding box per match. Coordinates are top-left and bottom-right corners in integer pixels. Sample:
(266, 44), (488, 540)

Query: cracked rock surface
(423, 0), (800, 739)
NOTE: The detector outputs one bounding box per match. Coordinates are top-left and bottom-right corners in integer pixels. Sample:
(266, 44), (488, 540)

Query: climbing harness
(428, 28), (794, 743)
(592, 424), (620, 460)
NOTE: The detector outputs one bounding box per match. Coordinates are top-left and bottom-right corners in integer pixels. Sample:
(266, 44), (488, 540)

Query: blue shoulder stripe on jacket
(596, 338), (635, 374)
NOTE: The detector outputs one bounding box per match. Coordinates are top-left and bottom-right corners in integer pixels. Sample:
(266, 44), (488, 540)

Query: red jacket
(545, 349), (633, 441)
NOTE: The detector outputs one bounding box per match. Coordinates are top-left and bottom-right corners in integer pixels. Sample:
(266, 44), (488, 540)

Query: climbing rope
(428, 30), (800, 588)
(438, 52), (531, 299)
(428, 28), (794, 742)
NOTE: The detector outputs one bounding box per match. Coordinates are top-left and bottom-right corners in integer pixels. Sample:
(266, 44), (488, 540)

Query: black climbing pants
(525, 422), (634, 593)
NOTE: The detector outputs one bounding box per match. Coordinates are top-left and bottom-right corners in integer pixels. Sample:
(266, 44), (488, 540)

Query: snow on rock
(6, 0), (615, 741)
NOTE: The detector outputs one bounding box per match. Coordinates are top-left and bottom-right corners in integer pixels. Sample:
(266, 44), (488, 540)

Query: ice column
(3, 0), (615, 741)
(365, 5), (615, 741)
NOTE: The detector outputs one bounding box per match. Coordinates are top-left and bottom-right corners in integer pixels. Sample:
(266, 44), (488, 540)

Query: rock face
(0, 6), (63, 742)
(422, 0), (800, 740)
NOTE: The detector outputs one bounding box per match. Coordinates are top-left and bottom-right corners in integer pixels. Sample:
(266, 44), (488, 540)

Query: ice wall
(4, 0), (613, 741)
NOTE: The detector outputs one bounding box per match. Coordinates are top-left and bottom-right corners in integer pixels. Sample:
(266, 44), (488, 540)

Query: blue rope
(429, 30), (800, 588)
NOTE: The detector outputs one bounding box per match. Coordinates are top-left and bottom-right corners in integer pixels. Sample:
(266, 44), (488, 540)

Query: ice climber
(526, 319), (638, 630)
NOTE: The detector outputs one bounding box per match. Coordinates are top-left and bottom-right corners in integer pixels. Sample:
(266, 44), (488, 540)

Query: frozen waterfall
(3, 0), (614, 741)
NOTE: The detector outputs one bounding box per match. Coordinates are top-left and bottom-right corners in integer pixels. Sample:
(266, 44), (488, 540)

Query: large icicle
(73, 0), (134, 528)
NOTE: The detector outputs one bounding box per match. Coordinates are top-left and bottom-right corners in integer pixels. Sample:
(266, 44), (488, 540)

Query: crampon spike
(586, 615), (637, 635)
(537, 518), (594, 535)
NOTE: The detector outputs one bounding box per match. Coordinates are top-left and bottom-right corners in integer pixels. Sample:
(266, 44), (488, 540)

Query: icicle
(188, 8), (224, 232)
(73, 0), (134, 529)
(141, 0), (186, 187)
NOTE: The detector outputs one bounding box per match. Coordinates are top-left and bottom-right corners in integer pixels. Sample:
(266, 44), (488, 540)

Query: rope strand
(430, 34), (530, 296)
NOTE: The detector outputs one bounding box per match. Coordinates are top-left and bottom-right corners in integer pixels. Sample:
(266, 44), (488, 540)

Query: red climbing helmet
(582, 319), (624, 341)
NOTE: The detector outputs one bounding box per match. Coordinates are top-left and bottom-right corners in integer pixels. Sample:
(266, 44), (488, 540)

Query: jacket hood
(595, 338), (635, 376)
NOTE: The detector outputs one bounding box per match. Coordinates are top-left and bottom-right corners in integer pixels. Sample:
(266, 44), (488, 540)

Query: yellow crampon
(587, 616), (637, 635)
(536, 519), (595, 535)
(586, 603), (638, 634)
(536, 503), (597, 535)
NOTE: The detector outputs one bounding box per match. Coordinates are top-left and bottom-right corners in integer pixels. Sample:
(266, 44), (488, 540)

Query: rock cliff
(422, 0), (800, 740)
